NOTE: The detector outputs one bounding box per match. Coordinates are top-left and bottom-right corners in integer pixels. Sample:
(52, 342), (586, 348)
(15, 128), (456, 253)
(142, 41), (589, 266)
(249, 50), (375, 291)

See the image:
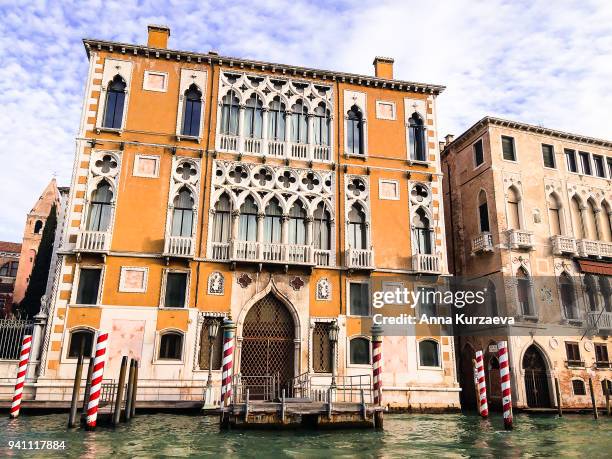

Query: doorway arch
(522, 344), (551, 408)
(240, 293), (295, 398)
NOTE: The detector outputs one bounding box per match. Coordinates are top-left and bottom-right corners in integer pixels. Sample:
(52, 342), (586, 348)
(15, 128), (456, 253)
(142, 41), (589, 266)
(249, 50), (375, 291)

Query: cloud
(0, 0), (611, 241)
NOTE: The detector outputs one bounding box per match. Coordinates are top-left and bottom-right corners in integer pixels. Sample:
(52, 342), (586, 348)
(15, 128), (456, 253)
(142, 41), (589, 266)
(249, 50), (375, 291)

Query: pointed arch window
(238, 196), (257, 241)
(87, 181), (113, 232)
(171, 188), (194, 237)
(348, 203), (367, 250)
(268, 97), (286, 141)
(599, 276), (611, 312)
(313, 103), (330, 146)
(507, 187), (521, 230)
(570, 196), (584, 239)
(288, 201), (306, 245)
(478, 190), (490, 233)
(314, 203), (331, 251)
(346, 105), (364, 155)
(559, 272), (577, 319)
(182, 84), (202, 137)
(220, 90), (240, 135)
(600, 202), (612, 242)
(413, 208), (433, 255)
(103, 75), (126, 129)
(33, 220), (43, 234)
(485, 280), (498, 316)
(586, 200), (600, 240)
(408, 112), (427, 161)
(584, 274), (599, 312)
(263, 198), (282, 244)
(291, 101), (308, 144)
(212, 194), (231, 243)
(517, 267), (534, 316)
(245, 93), (263, 138)
(548, 194), (562, 236)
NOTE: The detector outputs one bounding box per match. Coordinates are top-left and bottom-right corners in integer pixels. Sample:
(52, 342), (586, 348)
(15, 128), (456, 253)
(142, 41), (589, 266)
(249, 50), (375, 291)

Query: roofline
(442, 116), (612, 154)
(83, 38), (446, 95)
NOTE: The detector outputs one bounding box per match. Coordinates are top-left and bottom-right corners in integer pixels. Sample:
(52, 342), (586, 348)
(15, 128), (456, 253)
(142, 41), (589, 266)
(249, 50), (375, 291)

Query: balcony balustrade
(471, 232), (494, 253)
(577, 239), (612, 258)
(228, 240), (315, 266)
(346, 247), (374, 270)
(587, 311), (612, 332)
(216, 133), (332, 162)
(551, 235), (577, 255)
(164, 235), (195, 258)
(412, 253), (442, 274)
(507, 229), (534, 250)
(76, 230), (110, 253)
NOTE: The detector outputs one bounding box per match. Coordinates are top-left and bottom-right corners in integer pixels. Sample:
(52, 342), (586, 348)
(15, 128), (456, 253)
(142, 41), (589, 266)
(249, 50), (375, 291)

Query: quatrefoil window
(176, 162), (197, 181)
(411, 184), (429, 203)
(324, 177), (332, 188)
(348, 178), (366, 196)
(302, 172), (320, 190)
(279, 171), (296, 188)
(254, 168), (273, 186)
(229, 165), (248, 183)
(95, 155), (117, 174)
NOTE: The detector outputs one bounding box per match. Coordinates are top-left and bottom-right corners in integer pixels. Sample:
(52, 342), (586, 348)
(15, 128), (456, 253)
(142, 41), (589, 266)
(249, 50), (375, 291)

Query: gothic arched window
(263, 198), (282, 244)
(507, 186), (521, 230)
(517, 267), (534, 316)
(584, 274), (599, 312)
(571, 195), (584, 239)
(586, 200), (600, 240)
(291, 101), (308, 144)
(313, 103), (330, 146)
(87, 181), (113, 231)
(313, 202), (331, 251)
(220, 90), (240, 135)
(182, 84), (202, 137)
(245, 93), (263, 138)
(268, 97), (286, 141)
(346, 105), (364, 155)
(212, 193), (231, 243)
(548, 193), (562, 236)
(478, 190), (489, 233)
(238, 196), (257, 241)
(413, 208), (433, 255)
(348, 203), (367, 250)
(559, 272), (577, 319)
(288, 201), (306, 245)
(34, 220), (43, 234)
(171, 188), (194, 237)
(103, 75), (126, 129)
(408, 112), (426, 161)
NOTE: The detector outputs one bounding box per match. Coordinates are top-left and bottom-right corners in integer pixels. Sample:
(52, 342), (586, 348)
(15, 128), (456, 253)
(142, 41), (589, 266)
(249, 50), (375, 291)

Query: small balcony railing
(313, 145), (331, 162)
(472, 232), (494, 253)
(229, 240), (315, 266)
(551, 235), (577, 255)
(346, 247), (374, 270)
(290, 143), (309, 160)
(216, 134), (332, 162)
(76, 230), (110, 253)
(267, 140), (285, 157)
(587, 311), (612, 332)
(314, 249), (333, 267)
(577, 239), (612, 258)
(210, 242), (230, 261)
(219, 134), (239, 151)
(164, 235), (195, 258)
(244, 137), (262, 155)
(507, 229), (534, 250)
(412, 253), (442, 274)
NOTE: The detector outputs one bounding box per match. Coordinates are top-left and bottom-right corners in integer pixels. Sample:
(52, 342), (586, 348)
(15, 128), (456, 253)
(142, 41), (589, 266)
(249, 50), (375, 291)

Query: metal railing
(232, 373), (280, 402)
(0, 319), (34, 360)
(288, 373), (373, 403)
(587, 311), (612, 331)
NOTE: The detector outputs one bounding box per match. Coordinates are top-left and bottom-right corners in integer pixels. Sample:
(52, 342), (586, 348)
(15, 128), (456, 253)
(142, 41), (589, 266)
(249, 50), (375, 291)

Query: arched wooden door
(523, 345), (551, 408)
(241, 294), (295, 399)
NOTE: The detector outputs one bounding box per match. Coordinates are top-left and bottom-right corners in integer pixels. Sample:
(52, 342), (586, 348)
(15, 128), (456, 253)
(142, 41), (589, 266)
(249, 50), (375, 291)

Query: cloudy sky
(1, 0), (611, 242)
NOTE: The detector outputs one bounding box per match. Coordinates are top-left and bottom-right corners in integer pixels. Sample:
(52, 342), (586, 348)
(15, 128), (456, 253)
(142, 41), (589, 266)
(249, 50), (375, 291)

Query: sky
(0, 0), (611, 242)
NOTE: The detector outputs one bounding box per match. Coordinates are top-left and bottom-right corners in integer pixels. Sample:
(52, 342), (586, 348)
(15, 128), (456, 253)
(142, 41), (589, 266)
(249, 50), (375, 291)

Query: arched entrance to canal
(522, 344), (551, 408)
(240, 293), (295, 399)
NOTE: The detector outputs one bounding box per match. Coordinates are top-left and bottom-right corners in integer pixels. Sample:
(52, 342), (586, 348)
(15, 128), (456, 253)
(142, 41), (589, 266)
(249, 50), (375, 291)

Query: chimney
(445, 134), (455, 145)
(373, 56), (394, 79)
(147, 24), (170, 48)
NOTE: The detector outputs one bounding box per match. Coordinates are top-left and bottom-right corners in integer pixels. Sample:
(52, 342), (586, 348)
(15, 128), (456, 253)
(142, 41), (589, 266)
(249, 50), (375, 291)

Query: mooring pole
(82, 357), (94, 415)
(472, 359), (481, 413)
(124, 360), (135, 421)
(497, 340), (513, 430)
(554, 377), (562, 417)
(68, 354), (84, 427)
(130, 360), (139, 418)
(113, 356), (128, 426)
(588, 377), (598, 420)
(605, 385), (611, 417)
(9, 334), (32, 419)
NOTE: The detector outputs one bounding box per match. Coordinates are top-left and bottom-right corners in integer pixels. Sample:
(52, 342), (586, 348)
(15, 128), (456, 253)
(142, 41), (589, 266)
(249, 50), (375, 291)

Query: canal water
(1, 412), (610, 457)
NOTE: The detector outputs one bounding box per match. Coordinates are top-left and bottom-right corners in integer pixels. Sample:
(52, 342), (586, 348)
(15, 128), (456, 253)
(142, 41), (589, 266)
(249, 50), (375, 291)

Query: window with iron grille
(198, 317), (223, 370)
(572, 379), (586, 396)
(312, 322), (332, 373)
(565, 342), (582, 366)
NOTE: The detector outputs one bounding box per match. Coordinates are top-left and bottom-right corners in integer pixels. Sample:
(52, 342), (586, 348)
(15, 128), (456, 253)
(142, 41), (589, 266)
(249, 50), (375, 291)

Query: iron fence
(0, 319), (34, 360)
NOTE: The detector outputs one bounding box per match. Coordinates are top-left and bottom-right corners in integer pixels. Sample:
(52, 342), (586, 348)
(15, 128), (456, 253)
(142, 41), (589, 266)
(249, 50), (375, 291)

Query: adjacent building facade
(34, 26), (460, 409)
(442, 117), (612, 410)
(0, 242), (21, 318)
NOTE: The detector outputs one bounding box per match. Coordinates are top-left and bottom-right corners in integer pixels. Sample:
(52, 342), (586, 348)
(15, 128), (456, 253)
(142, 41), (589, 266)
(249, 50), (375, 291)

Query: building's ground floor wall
(457, 332), (612, 410)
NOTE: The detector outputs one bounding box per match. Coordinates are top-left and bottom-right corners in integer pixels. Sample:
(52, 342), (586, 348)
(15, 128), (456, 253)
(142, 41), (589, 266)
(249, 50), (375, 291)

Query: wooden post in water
(112, 356), (128, 426)
(606, 385), (611, 417)
(124, 360), (135, 421)
(130, 360), (139, 418)
(82, 357), (94, 415)
(472, 359), (481, 413)
(68, 354), (84, 428)
(554, 377), (562, 417)
(588, 377), (598, 420)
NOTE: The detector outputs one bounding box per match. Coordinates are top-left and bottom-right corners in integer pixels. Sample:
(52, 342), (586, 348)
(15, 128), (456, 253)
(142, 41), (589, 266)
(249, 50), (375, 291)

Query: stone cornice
(83, 38), (446, 95)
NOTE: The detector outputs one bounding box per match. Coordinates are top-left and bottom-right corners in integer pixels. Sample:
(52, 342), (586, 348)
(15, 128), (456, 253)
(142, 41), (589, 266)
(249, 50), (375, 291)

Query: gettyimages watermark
(359, 276), (611, 337)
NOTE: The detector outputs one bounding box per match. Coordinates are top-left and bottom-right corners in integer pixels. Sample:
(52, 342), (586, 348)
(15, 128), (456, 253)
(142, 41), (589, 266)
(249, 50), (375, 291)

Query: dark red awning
(577, 259), (612, 275)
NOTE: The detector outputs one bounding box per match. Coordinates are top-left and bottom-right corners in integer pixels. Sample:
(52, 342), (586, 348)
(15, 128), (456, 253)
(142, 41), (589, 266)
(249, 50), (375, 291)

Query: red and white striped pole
(220, 319), (236, 407)
(371, 324), (383, 406)
(497, 340), (513, 430)
(9, 335), (32, 418)
(475, 350), (489, 418)
(86, 331), (108, 430)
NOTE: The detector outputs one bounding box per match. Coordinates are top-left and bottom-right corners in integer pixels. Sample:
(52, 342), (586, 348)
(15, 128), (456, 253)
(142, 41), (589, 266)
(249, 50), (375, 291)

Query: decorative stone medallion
(237, 273), (252, 289)
(289, 276), (305, 291)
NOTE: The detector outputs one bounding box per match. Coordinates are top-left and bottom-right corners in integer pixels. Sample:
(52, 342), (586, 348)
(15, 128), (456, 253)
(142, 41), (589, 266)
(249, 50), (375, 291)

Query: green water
(0, 413), (610, 458)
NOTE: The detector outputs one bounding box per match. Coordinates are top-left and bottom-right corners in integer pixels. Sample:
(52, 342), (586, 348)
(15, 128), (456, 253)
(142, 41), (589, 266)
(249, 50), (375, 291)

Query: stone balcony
(587, 311), (612, 333)
(218, 134), (332, 162)
(210, 241), (333, 267)
(577, 239), (612, 259)
(76, 230), (110, 253)
(346, 247), (375, 270)
(506, 229), (534, 250)
(412, 253), (442, 275)
(164, 235), (195, 258)
(471, 232), (494, 254)
(551, 235), (577, 255)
